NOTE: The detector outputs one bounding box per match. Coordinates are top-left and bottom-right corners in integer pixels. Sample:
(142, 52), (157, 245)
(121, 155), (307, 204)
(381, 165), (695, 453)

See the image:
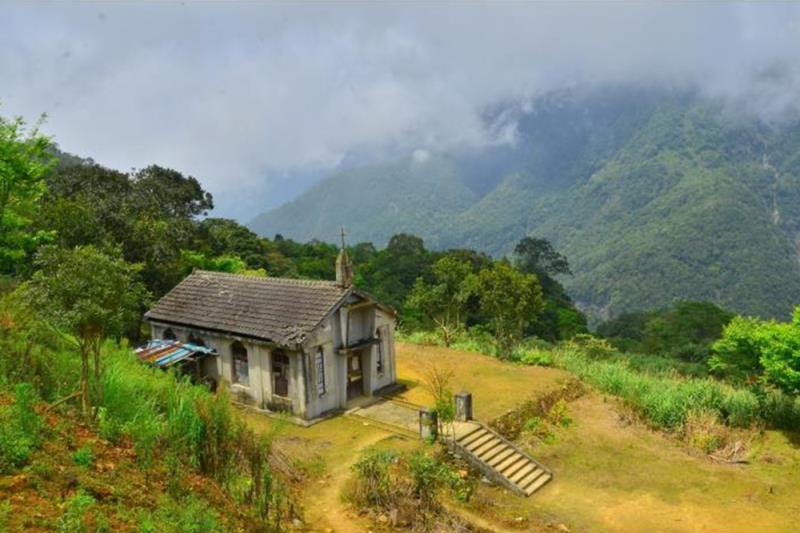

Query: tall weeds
(0, 383), (43, 473)
(547, 347), (800, 432)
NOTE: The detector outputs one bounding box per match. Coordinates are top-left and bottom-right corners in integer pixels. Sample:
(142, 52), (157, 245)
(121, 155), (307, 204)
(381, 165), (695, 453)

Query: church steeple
(336, 227), (353, 288)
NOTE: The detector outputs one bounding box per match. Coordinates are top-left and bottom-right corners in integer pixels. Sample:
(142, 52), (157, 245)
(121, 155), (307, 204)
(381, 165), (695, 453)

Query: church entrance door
(346, 351), (364, 400)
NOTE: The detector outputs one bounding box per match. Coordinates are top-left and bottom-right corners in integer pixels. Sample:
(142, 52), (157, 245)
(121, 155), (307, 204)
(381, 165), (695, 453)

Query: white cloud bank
(1, 2), (799, 216)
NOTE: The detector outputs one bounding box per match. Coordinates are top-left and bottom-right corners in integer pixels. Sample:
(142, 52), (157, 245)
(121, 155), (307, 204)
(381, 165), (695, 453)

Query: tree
(513, 237), (586, 340)
(476, 261), (544, 358)
(22, 246), (150, 416)
(129, 165), (213, 219)
(179, 249), (266, 277)
(358, 233), (434, 313)
(407, 256), (476, 346)
(711, 309), (800, 394)
(514, 236), (570, 276)
(41, 160), (216, 298)
(642, 301), (733, 361)
(0, 112), (55, 273)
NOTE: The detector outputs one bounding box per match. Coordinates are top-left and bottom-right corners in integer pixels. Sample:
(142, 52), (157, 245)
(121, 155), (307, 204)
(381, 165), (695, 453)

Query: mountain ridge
(249, 88), (800, 320)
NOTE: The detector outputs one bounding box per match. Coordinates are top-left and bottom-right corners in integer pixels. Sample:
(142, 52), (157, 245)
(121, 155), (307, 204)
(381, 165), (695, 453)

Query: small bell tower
(336, 227), (353, 288)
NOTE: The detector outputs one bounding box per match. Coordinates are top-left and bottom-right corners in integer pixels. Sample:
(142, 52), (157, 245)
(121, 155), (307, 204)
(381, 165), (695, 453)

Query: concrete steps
(451, 421), (552, 497)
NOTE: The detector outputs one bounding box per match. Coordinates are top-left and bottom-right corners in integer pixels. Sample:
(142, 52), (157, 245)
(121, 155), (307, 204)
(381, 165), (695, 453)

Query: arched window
(188, 334), (205, 347)
(315, 347), (326, 396)
(231, 341), (249, 386)
(163, 328), (177, 341)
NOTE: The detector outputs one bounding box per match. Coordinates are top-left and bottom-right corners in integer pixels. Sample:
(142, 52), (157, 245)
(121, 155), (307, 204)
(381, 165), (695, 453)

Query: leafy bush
(72, 446), (93, 468)
(515, 348), (554, 366)
(58, 490), (95, 533)
(350, 449), (398, 507)
(711, 311), (800, 394)
(565, 334), (616, 359)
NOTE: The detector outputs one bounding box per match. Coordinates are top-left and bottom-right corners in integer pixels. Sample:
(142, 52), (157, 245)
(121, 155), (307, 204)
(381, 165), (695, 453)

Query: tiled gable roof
(144, 270), (349, 346)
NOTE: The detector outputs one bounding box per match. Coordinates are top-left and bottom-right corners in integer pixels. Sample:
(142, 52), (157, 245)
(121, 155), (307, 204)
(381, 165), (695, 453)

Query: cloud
(1, 2), (799, 217)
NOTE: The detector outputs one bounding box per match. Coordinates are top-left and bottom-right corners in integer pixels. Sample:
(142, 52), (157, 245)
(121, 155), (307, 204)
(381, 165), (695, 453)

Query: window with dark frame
(163, 328), (177, 340)
(231, 341), (249, 387)
(315, 347), (326, 396)
(376, 327), (385, 375)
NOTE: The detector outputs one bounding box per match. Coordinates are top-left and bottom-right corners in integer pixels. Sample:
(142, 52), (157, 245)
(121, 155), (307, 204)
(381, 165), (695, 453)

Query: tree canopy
(476, 261), (544, 358)
(22, 245), (149, 415)
(0, 113), (55, 274)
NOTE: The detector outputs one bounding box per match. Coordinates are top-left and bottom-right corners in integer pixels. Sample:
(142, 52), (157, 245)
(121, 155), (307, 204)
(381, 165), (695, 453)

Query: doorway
(272, 351), (290, 397)
(346, 351), (364, 400)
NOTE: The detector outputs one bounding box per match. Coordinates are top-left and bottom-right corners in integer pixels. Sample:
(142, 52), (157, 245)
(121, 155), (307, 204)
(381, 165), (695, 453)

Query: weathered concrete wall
(370, 308), (397, 392)
(302, 315), (344, 420)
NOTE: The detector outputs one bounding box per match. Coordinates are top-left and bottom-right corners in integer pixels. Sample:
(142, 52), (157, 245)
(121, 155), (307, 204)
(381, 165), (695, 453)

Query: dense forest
(251, 87), (800, 322)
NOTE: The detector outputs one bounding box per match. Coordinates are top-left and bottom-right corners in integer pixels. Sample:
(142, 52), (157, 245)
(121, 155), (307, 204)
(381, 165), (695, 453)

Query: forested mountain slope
(249, 88), (800, 320)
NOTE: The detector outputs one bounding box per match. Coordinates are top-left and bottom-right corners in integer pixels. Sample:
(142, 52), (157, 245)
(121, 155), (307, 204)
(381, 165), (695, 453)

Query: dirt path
(303, 429), (391, 533)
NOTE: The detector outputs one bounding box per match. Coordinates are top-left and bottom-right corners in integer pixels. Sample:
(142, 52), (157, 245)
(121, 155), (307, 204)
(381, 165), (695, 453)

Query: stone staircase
(450, 421), (552, 497)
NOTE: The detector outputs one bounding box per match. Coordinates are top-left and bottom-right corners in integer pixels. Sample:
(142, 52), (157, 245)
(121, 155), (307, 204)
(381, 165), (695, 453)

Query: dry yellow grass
(394, 341), (573, 420)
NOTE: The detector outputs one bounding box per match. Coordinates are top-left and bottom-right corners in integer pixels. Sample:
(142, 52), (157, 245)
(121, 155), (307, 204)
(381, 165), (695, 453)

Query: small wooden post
(419, 408), (438, 440)
(455, 391), (473, 422)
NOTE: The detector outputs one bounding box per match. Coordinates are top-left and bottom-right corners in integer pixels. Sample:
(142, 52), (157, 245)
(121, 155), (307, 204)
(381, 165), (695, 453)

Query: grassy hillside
(249, 88), (800, 320)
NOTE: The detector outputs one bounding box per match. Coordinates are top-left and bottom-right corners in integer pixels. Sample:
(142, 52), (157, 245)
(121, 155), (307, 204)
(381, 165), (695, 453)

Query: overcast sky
(2, 2), (799, 218)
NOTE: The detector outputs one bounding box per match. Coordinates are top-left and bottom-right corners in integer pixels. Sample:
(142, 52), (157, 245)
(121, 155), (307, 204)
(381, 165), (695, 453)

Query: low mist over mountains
(249, 87), (800, 321)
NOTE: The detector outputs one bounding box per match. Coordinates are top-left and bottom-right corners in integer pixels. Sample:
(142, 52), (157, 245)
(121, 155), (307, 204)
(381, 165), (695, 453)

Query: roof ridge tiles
(192, 270), (343, 288)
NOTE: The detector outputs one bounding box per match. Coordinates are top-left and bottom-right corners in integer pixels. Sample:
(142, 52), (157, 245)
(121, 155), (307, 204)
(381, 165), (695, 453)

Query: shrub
(350, 449), (398, 507)
(548, 399), (572, 428)
(406, 451), (457, 504)
(450, 326), (497, 355)
(58, 490), (95, 533)
(682, 409), (728, 454)
(515, 348), (554, 366)
(0, 294), (79, 402)
(72, 446), (94, 468)
(0, 500), (10, 533)
(0, 383), (42, 473)
(565, 334), (616, 359)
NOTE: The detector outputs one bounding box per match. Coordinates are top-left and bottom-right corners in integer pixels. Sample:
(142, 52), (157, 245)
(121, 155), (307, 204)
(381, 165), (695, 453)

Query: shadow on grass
(780, 429), (800, 448)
